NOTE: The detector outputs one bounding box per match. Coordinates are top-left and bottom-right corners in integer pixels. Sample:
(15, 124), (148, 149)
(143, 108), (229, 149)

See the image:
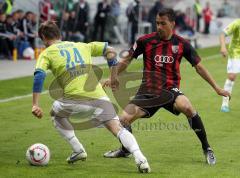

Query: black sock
(121, 125), (132, 153)
(188, 113), (210, 151)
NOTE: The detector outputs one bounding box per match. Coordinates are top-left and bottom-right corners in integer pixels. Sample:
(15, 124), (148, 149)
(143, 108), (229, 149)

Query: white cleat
(137, 160), (151, 173)
(67, 150), (87, 164)
(221, 106), (230, 113)
(103, 149), (131, 158)
(204, 148), (216, 165)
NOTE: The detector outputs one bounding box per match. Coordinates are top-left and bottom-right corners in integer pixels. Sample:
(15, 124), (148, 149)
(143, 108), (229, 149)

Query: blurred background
(0, 0), (239, 61)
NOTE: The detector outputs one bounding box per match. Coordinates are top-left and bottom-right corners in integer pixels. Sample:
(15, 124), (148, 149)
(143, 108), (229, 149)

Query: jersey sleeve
(183, 41), (201, 66)
(129, 38), (144, 59)
(87, 42), (108, 57)
(35, 51), (50, 73)
(223, 20), (239, 36)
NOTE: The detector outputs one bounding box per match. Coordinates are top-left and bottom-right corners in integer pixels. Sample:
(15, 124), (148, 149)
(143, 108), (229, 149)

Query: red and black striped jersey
(129, 32), (201, 95)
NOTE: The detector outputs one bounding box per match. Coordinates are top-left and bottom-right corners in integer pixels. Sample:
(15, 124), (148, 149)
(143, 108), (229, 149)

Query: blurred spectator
(39, 0), (55, 22)
(218, 0), (231, 17)
(21, 11), (37, 48)
(66, 0), (75, 13)
(6, 14), (24, 49)
(10, 11), (23, 37)
(126, 0), (140, 45)
(111, 0), (120, 21)
(175, 10), (195, 36)
(5, 0), (13, 14)
(66, 11), (75, 40)
(51, 0), (74, 21)
(148, 0), (164, 32)
(68, 11), (84, 42)
(73, 0), (90, 42)
(92, 0), (111, 41)
(51, 0), (64, 17)
(51, 0), (65, 25)
(5, 14), (14, 33)
(106, 0), (121, 44)
(17, 9), (24, 22)
(0, 0), (13, 14)
(14, 9), (24, 36)
(185, 7), (195, 30)
(60, 11), (70, 40)
(193, 0), (202, 32)
(202, 2), (213, 34)
(141, 5), (149, 22)
(0, 13), (15, 59)
(0, 1), (7, 14)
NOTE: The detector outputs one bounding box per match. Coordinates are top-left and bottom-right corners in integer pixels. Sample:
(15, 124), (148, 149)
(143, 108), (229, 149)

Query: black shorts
(129, 88), (184, 118)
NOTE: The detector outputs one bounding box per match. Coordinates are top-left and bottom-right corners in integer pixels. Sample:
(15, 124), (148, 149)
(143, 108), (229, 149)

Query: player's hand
(32, 105), (43, 119)
(102, 78), (119, 91)
(220, 47), (228, 58)
(215, 87), (231, 100)
(102, 79), (111, 88)
(110, 77), (119, 92)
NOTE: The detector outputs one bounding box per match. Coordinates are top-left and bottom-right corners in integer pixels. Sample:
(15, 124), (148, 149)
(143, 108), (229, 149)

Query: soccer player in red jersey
(103, 8), (230, 165)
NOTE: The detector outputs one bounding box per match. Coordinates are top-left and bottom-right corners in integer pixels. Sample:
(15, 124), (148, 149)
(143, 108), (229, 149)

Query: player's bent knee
(105, 119), (123, 136)
(182, 104), (195, 117)
(120, 112), (134, 126)
(175, 96), (195, 117)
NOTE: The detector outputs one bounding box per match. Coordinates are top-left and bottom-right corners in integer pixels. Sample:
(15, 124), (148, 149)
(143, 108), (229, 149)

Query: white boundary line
(0, 91), (48, 103)
(0, 54), (221, 104)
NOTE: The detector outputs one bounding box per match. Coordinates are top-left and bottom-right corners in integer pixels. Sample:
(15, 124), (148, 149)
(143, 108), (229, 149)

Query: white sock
(222, 79), (234, 107)
(52, 117), (85, 153)
(117, 128), (146, 163)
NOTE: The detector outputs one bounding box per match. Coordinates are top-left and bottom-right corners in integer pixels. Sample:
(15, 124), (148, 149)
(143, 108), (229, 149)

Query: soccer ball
(23, 47), (34, 60)
(26, 143), (50, 166)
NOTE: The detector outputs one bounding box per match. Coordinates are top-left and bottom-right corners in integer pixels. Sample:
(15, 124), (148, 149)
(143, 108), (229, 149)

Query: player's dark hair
(38, 21), (61, 40)
(158, 8), (176, 22)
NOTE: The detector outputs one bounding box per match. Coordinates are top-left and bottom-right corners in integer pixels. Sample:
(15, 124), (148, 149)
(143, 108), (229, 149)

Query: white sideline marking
(0, 91), (48, 103)
(0, 54), (222, 104)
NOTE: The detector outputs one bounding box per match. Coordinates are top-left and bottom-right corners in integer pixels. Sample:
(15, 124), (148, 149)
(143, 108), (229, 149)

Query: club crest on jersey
(172, 45), (179, 53)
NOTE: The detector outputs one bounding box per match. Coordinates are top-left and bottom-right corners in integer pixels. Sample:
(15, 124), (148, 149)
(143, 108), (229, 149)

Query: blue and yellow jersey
(35, 41), (108, 100)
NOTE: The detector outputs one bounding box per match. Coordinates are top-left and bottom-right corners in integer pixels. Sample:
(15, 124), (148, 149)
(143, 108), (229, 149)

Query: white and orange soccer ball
(26, 143), (50, 166)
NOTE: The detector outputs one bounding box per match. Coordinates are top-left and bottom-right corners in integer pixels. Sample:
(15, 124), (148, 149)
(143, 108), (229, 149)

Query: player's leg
(104, 91), (172, 158)
(173, 95), (216, 165)
(104, 119), (150, 173)
(221, 59), (240, 112)
(93, 97), (150, 173)
(221, 73), (236, 112)
(51, 101), (87, 163)
(103, 103), (146, 158)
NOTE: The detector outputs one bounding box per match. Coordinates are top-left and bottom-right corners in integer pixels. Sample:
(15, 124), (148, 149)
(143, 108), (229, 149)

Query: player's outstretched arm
(117, 53), (133, 75)
(32, 70), (46, 119)
(104, 46), (119, 91)
(219, 32), (228, 58)
(194, 63), (231, 98)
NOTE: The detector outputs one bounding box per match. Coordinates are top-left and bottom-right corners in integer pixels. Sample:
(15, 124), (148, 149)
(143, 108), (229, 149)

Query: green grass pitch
(0, 46), (239, 178)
